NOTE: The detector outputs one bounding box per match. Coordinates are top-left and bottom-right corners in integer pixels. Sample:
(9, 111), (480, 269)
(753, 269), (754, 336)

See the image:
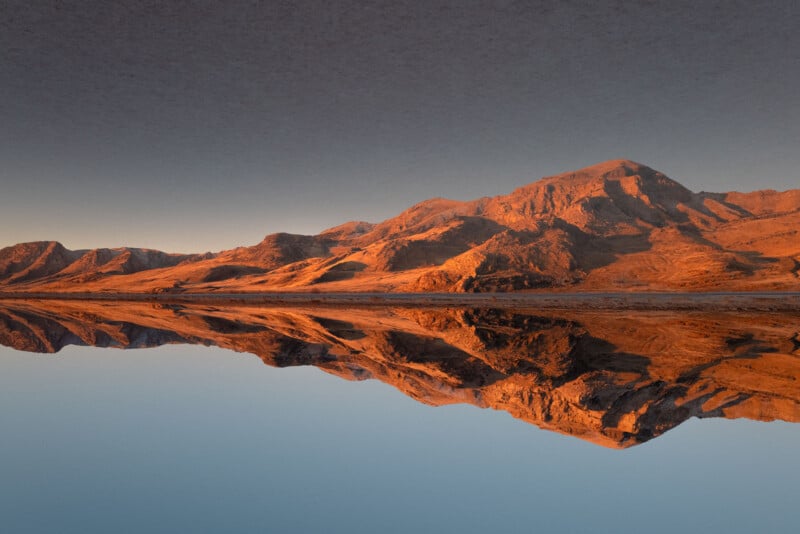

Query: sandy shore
(2, 291), (800, 311)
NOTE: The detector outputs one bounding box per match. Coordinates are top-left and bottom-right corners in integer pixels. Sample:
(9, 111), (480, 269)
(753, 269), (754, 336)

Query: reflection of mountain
(2, 160), (800, 293)
(1, 300), (799, 448)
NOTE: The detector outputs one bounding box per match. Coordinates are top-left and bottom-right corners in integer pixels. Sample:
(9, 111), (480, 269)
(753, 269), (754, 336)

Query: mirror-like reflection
(1, 299), (798, 448)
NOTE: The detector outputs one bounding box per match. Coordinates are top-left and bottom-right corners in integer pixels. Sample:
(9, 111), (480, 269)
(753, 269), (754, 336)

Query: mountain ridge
(2, 159), (799, 293)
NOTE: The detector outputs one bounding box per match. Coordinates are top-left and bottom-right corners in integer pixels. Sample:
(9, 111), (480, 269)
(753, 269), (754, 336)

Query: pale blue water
(1, 343), (798, 534)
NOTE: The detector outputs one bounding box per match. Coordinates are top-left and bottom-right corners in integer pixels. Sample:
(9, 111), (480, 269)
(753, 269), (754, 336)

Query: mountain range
(2, 159), (799, 293)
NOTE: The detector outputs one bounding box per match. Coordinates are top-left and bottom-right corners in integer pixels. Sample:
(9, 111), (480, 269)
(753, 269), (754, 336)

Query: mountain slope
(1, 159), (798, 293)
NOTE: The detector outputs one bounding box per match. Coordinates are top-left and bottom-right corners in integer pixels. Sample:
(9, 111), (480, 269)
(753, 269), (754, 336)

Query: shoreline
(1, 291), (800, 311)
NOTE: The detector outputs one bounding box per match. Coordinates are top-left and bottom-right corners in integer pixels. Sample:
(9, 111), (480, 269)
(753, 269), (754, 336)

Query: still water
(1, 300), (798, 533)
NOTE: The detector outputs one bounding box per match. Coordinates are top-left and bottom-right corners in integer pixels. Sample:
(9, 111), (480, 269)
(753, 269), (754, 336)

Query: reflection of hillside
(1, 300), (798, 448)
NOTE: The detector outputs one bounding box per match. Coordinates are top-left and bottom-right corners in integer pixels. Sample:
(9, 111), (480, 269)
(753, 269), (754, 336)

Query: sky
(1, 0), (798, 253)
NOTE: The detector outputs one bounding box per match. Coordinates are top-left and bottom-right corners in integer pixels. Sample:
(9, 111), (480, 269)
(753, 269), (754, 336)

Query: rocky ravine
(1, 300), (798, 448)
(2, 159), (799, 293)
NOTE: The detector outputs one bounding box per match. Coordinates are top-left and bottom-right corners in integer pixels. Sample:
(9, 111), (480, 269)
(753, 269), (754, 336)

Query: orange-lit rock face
(2, 300), (798, 448)
(1, 159), (798, 294)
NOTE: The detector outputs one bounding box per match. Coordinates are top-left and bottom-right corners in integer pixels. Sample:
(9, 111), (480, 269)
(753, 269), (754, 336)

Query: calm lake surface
(1, 300), (798, 533)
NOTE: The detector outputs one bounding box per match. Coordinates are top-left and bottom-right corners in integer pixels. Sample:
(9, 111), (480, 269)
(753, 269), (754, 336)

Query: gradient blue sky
(2, 0), (799, 252)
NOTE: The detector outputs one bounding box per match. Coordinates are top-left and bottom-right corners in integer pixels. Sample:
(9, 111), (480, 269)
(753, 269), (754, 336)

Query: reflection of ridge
(0, 306), (193, 352)
(1, 300), (799, 448)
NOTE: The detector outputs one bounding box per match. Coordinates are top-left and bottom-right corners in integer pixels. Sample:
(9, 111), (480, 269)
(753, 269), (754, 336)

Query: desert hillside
(1, 159), (798, 293)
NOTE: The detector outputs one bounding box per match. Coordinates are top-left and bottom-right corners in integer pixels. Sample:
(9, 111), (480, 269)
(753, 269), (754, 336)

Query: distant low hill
(2, 159), (799, 293)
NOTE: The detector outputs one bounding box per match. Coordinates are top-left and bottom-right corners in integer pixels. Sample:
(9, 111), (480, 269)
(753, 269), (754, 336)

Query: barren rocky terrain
(2, 159), (798, 293)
